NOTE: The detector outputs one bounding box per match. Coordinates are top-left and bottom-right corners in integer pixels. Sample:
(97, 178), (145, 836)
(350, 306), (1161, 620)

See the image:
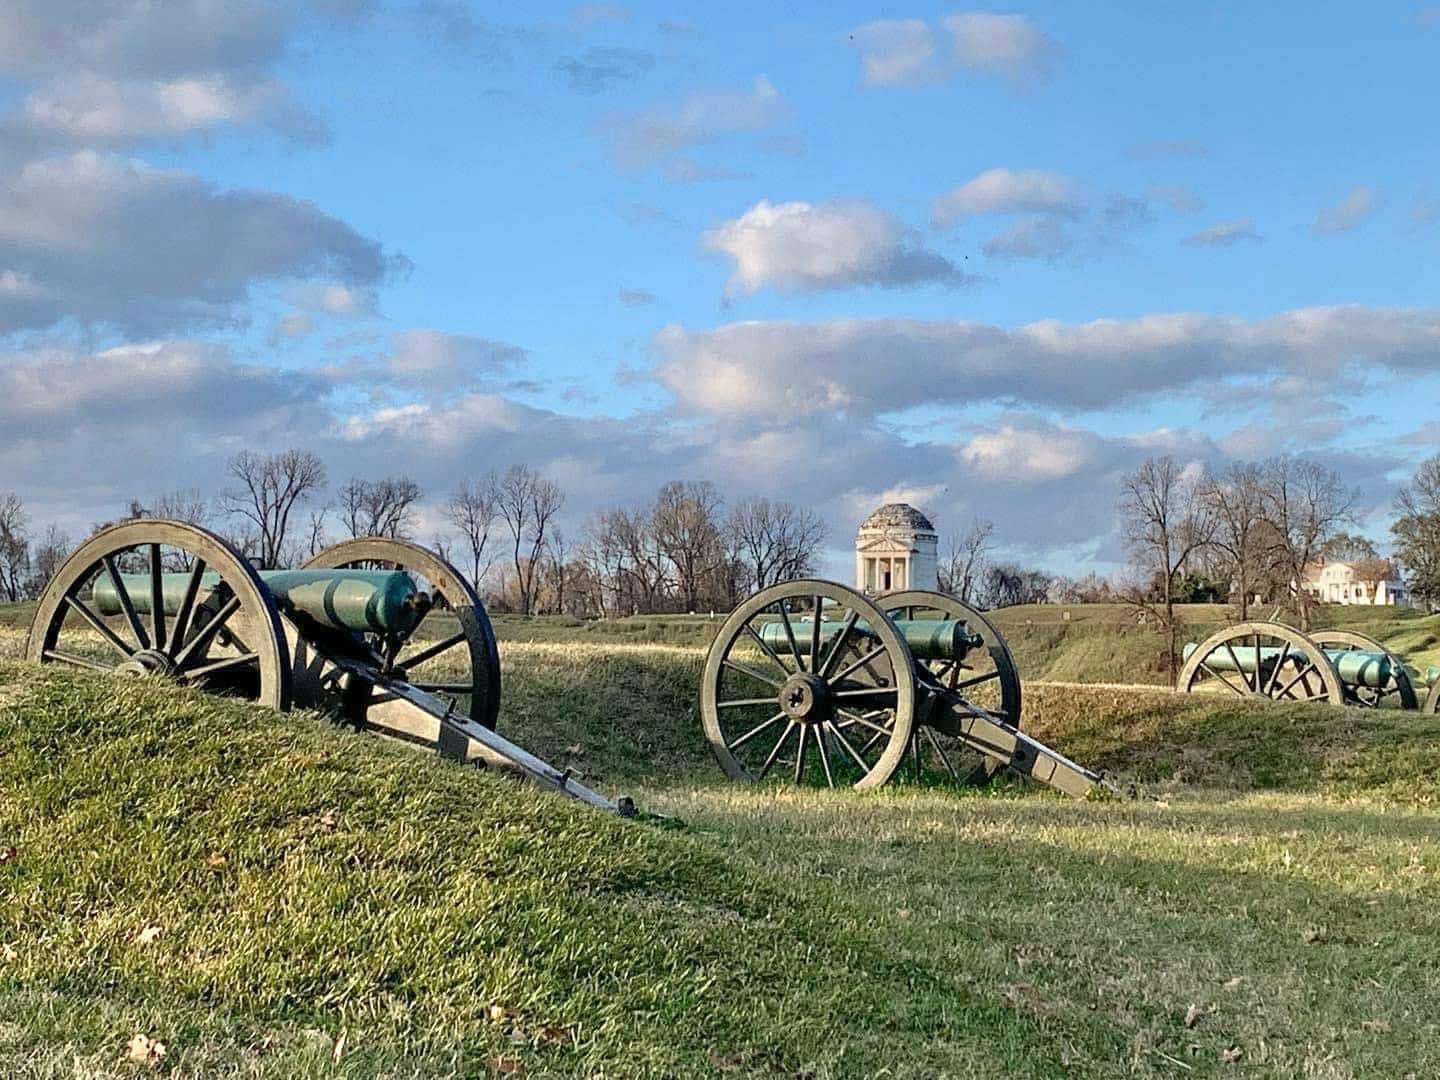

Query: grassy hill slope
(2, 618), (1440, 1076)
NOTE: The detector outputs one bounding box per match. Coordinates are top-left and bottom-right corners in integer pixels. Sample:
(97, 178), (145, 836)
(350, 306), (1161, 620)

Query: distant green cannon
(1179, 621), (1440, 712)
(702, 580), (1106, 797)
(27, 520), (632, 817)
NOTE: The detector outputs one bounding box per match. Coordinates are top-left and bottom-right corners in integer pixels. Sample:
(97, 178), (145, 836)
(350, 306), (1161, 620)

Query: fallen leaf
(707, 1049), (745, 1070)
(1220, 1046), (1242, 1064)
(487, 1056), (525, 1076)
(1303, 925), (1328, 945)
(1184, 1004), (1204, 1029)
(487, 1004), (510, 1023)
(896, 909), (911, 920)
(0, 847), (16, 865)
(1361, 1019), (1391, 1033)
(566, 743), (584, 756)
(126, 1033), (166, 1068)
(535, 1025), (571, 1045)
(1, 943), (17, 962)
(249, 1036), (273, 1056)
(1222, 976), (1244, 990)
(1154, 800), (1170, 810)
(135, 925), (162, 945)
(205, 852), (227, 868)
(318, 810), (337, 831)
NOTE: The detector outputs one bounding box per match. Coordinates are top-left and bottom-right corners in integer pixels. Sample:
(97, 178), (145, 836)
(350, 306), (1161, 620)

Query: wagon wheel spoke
(414, 682), (475, 694)
(955, 669), (1001, 692)
(1276, 663), (1318, 701)
(832, 686), (899, 702)
(1261, 641), (1292, 697)
(147, 544), (166, 653)
(722, 658), (783, 690)
(824, 720), (872, 773)
(817, 610), (860, 679)
(62, 593), (132, 662)
(167, 558), (209, 660)
(1221, 641), (1251, 693)
(757, 720), (797, 780)
(743, 622), (796, 680)
(1198, 659), (1249, 697)
(778, 601), (806, 673)
(814, 725), (835, 787)
(831, 644), (888, 684)
(398, 632), (467, 672)
(102, 553), (150, 651)
(717, 697), (780, 709)
(42, 649), (112, 672)
(809, 595), (824, 672)
(181, 652), (260, 682)
(729, 711), (786, 751)
(922, 725), (960, 780)
(172, 594), (241, 669)
(792, 725), (808, 783)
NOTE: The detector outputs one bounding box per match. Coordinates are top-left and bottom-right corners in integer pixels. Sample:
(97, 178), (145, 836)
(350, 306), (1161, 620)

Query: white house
(1301, 558), (1409, 606)
(855, 503), (938, 594)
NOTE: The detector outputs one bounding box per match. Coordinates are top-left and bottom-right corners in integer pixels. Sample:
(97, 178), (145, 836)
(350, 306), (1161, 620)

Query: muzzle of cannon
(25, 520), (633, 816)
(701, 579), (1107, 797)
(1179, 621), (1440, 712)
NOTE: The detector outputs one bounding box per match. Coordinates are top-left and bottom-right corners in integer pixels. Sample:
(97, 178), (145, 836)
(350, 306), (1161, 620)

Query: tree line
(1117, 452), (1440, 682)
(0, 449), (827, 617)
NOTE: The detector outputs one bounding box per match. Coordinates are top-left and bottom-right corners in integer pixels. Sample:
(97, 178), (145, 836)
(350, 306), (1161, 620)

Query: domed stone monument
(855, 503), (938, 594)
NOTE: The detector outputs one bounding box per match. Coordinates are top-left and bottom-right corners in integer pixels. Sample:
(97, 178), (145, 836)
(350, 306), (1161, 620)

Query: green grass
(2, 608), (1440, 1076)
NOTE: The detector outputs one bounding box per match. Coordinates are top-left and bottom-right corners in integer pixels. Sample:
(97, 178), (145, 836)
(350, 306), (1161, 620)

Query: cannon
(1178, 620), (1440, 712)
(25, 520), (632, 815)
(700, 580), (1105, 797)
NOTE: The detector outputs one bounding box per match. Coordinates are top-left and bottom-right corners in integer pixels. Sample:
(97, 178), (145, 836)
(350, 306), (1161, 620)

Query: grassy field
(1, 608), (1440, 1077)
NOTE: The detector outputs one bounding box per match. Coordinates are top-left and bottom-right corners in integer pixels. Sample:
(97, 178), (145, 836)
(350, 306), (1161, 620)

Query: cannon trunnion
(25, 519), (631, 816)
(699, 579), (1105, 797)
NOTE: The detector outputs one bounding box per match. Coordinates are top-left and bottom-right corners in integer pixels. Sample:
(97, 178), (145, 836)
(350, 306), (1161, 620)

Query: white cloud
(0, 150), (391, 335)
(653, 306), (1440, 420)
(850, 12), (1061, 90)
(703, 199), (970, 296)
(606, 76), (784, 173)
(942, 13), (1061, 86)
(1183, 218), (1262, 247)
(933, 168), (1080, 224)
(849, 20), (939, 87)
(1148, 185), (1204, 213)
(1314, 186), (1377, 234)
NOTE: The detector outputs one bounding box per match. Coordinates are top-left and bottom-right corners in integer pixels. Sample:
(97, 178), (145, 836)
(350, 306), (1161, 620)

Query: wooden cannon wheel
(304, 537), (501, 731)
(1177, 621), (1344, 706)
(882, 589), (1022, 786)
(1427, 680), (1440, 715)
(1307, 629), (1419, 710)
(26, 520), (292, 709)
(701, 579), (917, 790)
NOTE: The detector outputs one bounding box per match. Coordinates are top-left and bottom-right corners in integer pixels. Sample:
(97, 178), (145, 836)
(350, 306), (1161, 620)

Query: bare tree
(496, 464), (564, 616)
(26, 525), (71, 598)
(149, 488), (209, 526)
(1119, 456), (1214, 684)
(653, 480), (725, 612)
(1202, 461), (1266, 619)
(305, 507), (329, 557)
(1261, 456), (1356, 630)
(447, 474), (499, 590)
(543, 528), (570, 615)
(0, 493), (30, 602)
(727, 497), (827, 591)
(937, 518), (994, 602)
(1391, 454), (1440, 609)
(977, 563), (1051, 608)
(338, 476), (422, 539)
(1321, 531), (1379, 562)
(220, 449), (327, 568)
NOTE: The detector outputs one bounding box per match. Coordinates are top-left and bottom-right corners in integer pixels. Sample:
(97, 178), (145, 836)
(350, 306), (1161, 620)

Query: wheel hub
(115, 649), (178, 679)
(779, 673), (830, 724)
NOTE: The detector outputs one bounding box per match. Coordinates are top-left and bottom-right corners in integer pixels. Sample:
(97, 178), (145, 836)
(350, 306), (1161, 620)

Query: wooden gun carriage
(25, 519), (633, 816)
(699, 580), (1107, 797)
(1179, 621), (1440, 712)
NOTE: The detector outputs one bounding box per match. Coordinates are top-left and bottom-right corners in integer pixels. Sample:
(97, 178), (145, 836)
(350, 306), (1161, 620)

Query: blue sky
(1, 1), (1438, 577)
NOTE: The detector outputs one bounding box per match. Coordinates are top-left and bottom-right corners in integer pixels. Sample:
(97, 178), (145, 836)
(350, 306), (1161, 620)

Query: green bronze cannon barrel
(757, 617), (980, 662)
(1181, 641), (1412, 691)
(94, 569), (428, 636)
